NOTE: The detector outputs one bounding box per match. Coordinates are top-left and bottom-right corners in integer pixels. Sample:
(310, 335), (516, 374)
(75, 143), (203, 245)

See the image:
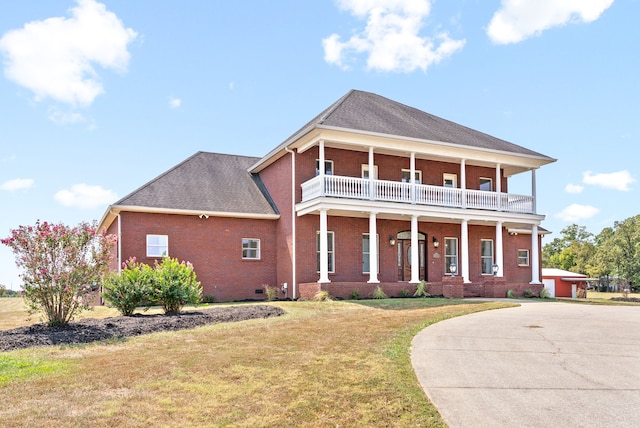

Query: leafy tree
(608, 215), (640, 291)
(1, 220), (114, 326)
(543, 224), (595, 274)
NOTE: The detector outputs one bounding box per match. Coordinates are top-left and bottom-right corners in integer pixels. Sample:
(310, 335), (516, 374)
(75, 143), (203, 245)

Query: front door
(397, 232), (426, 281)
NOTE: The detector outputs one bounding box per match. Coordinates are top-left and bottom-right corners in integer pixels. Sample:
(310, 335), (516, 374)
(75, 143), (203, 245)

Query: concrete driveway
(411, 301), (640, 427)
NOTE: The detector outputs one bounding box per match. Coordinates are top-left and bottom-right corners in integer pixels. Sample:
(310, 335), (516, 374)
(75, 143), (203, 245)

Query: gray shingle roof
(278, 89), (553, 159)
(114, 152), (278, 215)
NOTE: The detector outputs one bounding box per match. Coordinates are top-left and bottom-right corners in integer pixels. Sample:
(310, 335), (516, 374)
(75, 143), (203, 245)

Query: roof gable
(114, 152), (278, 216)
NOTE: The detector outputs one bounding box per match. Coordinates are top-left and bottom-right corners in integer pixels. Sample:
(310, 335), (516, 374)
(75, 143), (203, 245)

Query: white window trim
(401, 169), (422, 184)
(315, 159), (334, 176)
(361, 164), (378, 179)
(443, 173), (457, 188)
(362, 233), (379, 274)
(146, 234), (168, 257)
(518, 249), (530, 266)
(481, 239), (494, 275)
(480, 177), (493, 191)
(445, 237), (458, 275)
(242, 238), (261, 260)
(317, 231), (335, 273)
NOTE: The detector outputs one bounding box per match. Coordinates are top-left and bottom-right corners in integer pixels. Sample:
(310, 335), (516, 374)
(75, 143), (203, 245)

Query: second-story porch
(301, 174), (535, 214)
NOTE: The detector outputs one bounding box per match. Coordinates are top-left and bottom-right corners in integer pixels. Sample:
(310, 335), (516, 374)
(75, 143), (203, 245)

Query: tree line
(542, 214), (640, 292)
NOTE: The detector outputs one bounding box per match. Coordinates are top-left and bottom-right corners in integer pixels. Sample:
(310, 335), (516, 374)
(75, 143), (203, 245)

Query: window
(315, 159), (333, 176)
(481, 239), (494, 274)
(443, 173), (457, 188)
(445, 237), (458, 274)
(361, 164), (378, 179)
(518, 249), (530, 266)
(479, 177), (493, 191)
(146, 234), (168, 257)
(316, 231), (335, 273)
(362, 233), (379, 273)
(242, 238), (260, 260)
(402, 169), (422, 183)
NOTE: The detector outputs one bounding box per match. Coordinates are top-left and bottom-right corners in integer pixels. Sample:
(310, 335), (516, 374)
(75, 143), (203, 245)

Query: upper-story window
(361, 164), (378, 179)
(315, 159), (333, 176)
(146, 234), (168, 257)
(480, 177), (493, 191)
(402, 169), (422, 184)
(443, 173), (457, 188)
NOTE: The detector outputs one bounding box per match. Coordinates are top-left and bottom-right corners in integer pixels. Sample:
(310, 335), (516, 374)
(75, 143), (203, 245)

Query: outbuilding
(542, 268), (588, 298)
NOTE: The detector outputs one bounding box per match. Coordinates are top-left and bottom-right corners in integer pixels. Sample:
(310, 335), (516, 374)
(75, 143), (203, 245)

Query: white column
(496, 163), (502, 211)
(368, 147), (375, 200)
(460, 159), (467, 208)
(410, 215), (420, 283)
(495, 221), (504, 277)
(531, 169), (537, 213)
(318, 209), (330, 283)
(319, 140), (325, 196)
(368, 212), (379, 283)
(530, 224), (541, 284)
(410, 152), (416, 203)
(461, 219), (470, 283)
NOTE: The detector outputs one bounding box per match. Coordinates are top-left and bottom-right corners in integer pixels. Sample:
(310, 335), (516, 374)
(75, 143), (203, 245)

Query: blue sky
(1, 0), (637, 289)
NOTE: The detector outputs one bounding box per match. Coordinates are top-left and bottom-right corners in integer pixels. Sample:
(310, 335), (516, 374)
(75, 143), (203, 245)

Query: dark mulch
(0, 305), (285, 352)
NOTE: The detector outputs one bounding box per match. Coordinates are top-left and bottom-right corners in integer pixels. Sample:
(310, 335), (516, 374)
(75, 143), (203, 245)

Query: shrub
(539, 288), (550, 299)
(264, 284), (278, 301)
(350, 290), (360, 300)
(102, 257), (152, 316)
(413, 281), (430, 297)
(201, 294), (215, 303)
(372, 286), (387, 299)
(399, 289), (410, 298)
(506, 289), (515, 298)
(523, 289), (534, 298)
(313, 290), (332, 301)
(1, 220), (114, 326)
(149, 257), (202, 314)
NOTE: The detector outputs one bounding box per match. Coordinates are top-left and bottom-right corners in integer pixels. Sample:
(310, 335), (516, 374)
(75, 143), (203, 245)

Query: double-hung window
(481, 239), (494, 274)
(518, 249), (530, 266)
(242, 238), (260, 260)
(401, 169), (422, 183)
(362, 233), (379, 274)
(479, 177), (493, 191)
(146, 234), (168, 257)
(315, 160), (333, 176)
(316, 231), (335, 273)
(445, 237), (458, 274)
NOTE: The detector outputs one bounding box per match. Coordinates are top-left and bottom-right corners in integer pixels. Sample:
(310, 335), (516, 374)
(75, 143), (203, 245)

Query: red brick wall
(116, 212), (277, 302)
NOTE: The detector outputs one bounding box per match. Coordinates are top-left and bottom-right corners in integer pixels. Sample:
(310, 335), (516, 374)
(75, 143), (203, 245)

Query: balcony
(301, 175), (535, 214)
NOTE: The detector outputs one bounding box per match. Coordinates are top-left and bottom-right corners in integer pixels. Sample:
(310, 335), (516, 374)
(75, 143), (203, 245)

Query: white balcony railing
(301, 175), (535, 214)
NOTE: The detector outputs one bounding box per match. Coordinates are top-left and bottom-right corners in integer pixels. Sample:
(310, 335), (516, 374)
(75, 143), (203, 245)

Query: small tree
(1, 220), (114, 326)
(102, 257), (152, 316)
(149, 257), (202, 314)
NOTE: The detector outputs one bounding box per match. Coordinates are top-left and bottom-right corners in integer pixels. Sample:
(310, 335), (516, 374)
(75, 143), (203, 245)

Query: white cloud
(323, 0), (465, 72)
(54, 184), (117, 209)
(48, 108), (87, 125)
(487, 0), (614, 44)
(583, 170), (635, 191)
(555, 204), (600, 222)
(0, 0), (137, 107)
(169, 97), (182, 108)
(565, 183), (584, 194)
(1, 178), (34, 191)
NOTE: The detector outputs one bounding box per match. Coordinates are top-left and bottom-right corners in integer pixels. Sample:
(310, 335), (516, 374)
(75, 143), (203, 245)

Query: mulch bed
(0, 305), (285, 352)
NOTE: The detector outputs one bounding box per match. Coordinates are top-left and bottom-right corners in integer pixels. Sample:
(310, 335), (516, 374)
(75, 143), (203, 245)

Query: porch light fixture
(449, 263), (457, 276)
(432, 236), (439, 248)
(492, 263), (499, 276)
(389, 236), (396, 246)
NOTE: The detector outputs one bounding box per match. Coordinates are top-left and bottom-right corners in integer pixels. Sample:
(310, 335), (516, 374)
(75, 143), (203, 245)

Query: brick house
(98, 90), (556, 301)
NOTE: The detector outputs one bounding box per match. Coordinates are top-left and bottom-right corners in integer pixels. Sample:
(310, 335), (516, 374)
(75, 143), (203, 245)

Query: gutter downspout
(285, 147), (297, 299)
(110, 209), (122, 273)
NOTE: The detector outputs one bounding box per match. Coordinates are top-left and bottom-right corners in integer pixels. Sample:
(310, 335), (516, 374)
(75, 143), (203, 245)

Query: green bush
(539, 288), (550, 299)
(523, 289), (534, 298)
(506, 289), (515, 298)
(413, 281), (430, 297)
(102, 258), (152, 316)
(201, 294), (215, 303)
(264, 284), (278, 301)
(350, 290), (360, 300)
(399, 289), (410, 298)
(313, 290), (332, 301)
(372, 286), (387, 299)
(149, 258), (202, 314)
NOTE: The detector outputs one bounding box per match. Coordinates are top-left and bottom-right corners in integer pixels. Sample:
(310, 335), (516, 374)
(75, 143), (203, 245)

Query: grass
(560, 290), (640, 306)
(0, 298), (515, 427)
